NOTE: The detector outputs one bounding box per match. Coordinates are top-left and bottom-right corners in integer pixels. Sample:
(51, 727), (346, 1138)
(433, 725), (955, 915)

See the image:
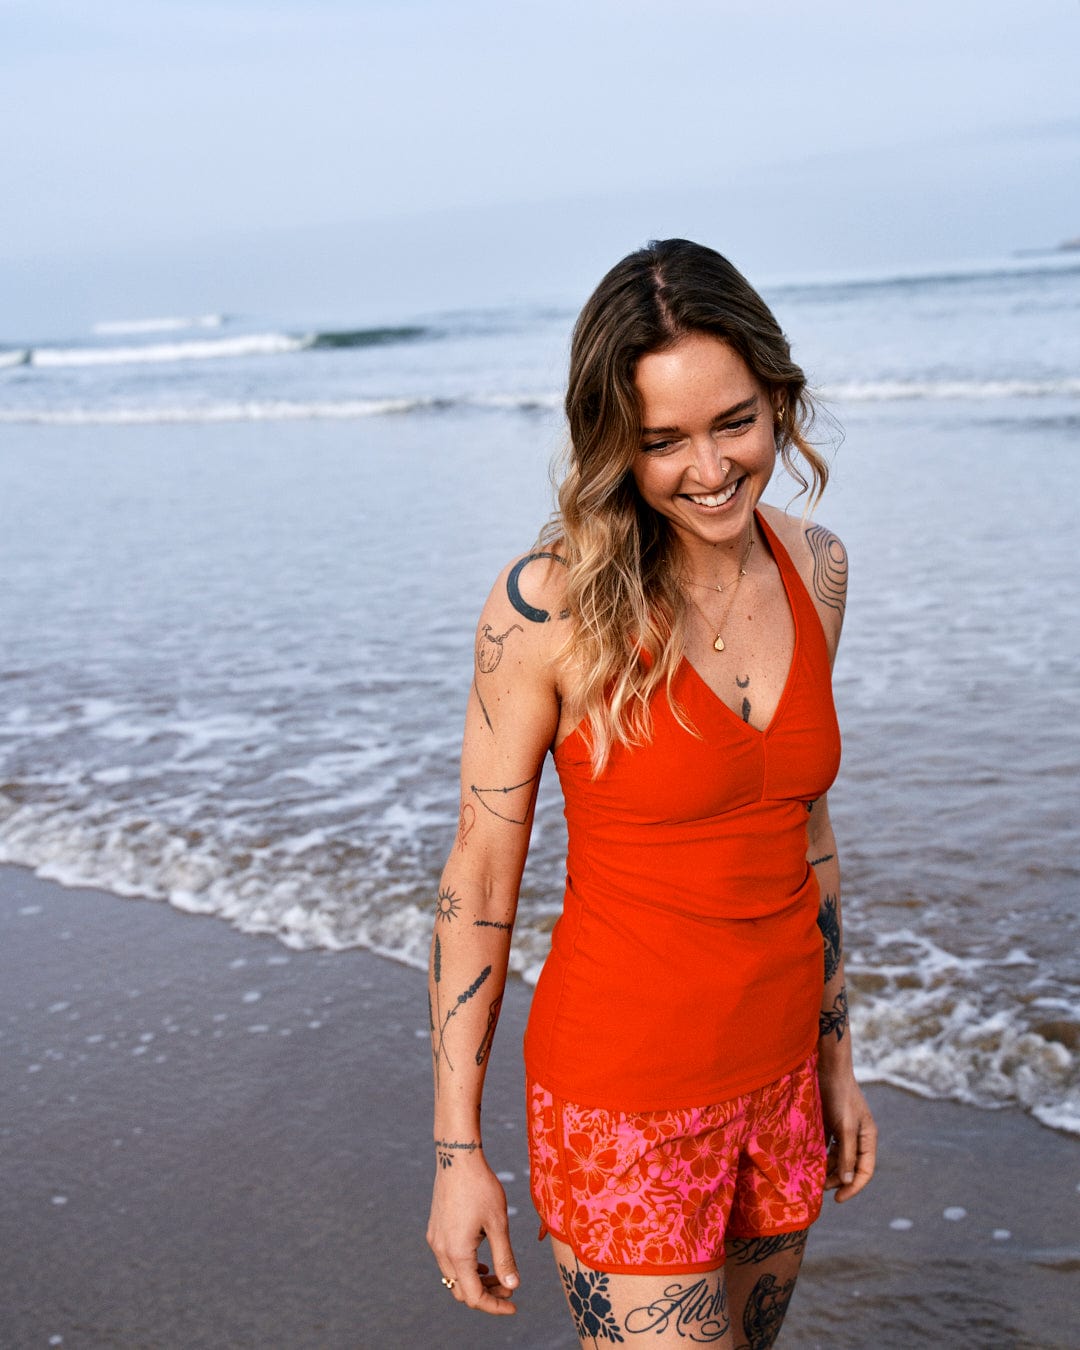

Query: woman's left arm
(808, 796), (877, 1202)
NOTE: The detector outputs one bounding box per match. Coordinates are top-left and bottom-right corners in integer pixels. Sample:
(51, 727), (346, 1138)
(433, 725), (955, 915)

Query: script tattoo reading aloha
(506, 552), (570, 624)
(429, 932), (491, 1090)
(625, 1277), (730, 1342)
(805, 524), (847, 618)
(819, 985), (849, 1041)
(817, 892), (842, 984)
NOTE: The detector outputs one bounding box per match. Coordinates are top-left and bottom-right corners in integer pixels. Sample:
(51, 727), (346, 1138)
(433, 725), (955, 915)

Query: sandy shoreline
(1, 863), (1077, 1349)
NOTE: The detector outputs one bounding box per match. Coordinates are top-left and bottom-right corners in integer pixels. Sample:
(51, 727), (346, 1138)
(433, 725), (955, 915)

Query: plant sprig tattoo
(430, 932), (492, 1089)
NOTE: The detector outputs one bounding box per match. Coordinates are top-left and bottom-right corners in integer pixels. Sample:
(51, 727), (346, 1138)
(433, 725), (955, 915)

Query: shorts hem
(537, 1217), (729, 1276)
(726, 1200), (823, 1241)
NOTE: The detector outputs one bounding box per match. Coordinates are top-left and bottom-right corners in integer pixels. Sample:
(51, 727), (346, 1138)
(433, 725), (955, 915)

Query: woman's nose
(690, 435), (729, 485)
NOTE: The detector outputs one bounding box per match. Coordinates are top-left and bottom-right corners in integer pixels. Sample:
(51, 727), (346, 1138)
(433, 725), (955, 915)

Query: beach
(3, 863), (1077, 1350)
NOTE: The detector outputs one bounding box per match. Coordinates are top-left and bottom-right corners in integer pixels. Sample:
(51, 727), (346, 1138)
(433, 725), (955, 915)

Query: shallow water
(2, 259), (1078, 1134)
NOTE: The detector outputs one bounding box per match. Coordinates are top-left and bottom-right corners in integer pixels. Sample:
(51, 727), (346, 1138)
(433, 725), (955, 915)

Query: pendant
(713, 634), (725, 652)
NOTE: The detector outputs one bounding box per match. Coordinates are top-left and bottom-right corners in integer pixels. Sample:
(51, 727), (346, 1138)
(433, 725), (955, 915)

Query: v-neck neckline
(679, 511), (800, 737)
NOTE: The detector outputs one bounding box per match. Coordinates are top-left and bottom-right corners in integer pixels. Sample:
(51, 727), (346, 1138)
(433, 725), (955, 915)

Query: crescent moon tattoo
(506, 552), (569, 623)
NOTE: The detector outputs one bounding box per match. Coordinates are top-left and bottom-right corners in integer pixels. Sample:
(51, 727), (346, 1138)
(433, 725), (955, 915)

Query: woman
(426, 238), (876, 1347)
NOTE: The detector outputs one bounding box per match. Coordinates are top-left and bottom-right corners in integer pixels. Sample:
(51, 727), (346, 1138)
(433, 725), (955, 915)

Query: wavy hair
(541, 238), (829, 773)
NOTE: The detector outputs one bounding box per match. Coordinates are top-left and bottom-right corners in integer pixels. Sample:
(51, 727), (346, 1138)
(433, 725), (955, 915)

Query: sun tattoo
(435, 888), (462, 924)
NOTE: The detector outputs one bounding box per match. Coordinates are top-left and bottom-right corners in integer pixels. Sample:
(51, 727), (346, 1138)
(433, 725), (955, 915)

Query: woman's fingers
(832, 1111), (878, 1202)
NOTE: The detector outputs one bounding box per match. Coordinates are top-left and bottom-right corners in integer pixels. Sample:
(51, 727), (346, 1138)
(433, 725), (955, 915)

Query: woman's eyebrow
(640, 396), (759, 436)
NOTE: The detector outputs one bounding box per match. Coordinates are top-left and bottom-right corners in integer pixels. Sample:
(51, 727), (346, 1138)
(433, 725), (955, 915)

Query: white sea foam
(92, 315), (224, 335)
(820, 377), (1080, 402)
(0, 397), (437, 425)
(0, 348), (30, 368)
(29, 332), (314, 368)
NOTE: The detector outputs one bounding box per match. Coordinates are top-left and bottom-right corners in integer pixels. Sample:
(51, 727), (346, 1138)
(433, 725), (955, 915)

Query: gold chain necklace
(681, 531), (754, 653)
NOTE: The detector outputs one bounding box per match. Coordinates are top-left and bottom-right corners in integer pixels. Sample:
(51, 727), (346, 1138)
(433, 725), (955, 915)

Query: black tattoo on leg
(476, 621), (523, 672)
(506, 552), (570, 624)
(736, 1273), (797, 1349)
(741, 697), (752, 723)
(473, 918), (512, 930)
(474, 994), (503, 1066)
(434, 1138), (480, 1169)
(727, 1229), (808, 1266)
(736, 674), (750, 689)
(470, 772), (540, 824)
(817, 893), (842, 984)
(625, 1277), (730, 1342)
(435, 888), (461, 924)
(809, 853), (834, 867)
(806, 524), (847, 618)
(819, 985), (849, 1042)
(559, 1261), (624, 1344)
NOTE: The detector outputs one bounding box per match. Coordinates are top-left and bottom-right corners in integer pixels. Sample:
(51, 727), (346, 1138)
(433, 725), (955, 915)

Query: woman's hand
(818, 1064), (877, 1202)
(426, 1150), (521, 1315)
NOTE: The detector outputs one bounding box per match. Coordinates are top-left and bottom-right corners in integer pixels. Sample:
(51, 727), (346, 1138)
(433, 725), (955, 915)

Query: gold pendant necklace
(682, 530), (754, 653)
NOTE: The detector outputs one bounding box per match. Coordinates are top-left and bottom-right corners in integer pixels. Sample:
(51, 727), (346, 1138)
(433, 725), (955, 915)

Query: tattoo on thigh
(736, 1273), (797, 1350)
(625, 1277), (730, 1342)
(727, 1229), (808, 1266)
(559, 1261), (625, 1344)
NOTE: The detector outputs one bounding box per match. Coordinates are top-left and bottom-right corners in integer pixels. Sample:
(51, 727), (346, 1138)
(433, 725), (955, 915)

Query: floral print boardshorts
(527, 1053), (825, 1275)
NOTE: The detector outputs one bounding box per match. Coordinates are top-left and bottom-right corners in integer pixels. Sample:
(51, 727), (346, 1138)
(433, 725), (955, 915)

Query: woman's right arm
(425, 552), (566, 1316)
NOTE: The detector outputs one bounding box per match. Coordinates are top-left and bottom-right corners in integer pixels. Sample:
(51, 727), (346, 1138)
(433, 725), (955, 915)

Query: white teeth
(687, 481), (738, 507)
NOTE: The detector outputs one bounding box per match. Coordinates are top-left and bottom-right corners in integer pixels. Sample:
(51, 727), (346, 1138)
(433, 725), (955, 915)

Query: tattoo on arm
(727, 1229), (808, 1266)
(455, 802), (476, 850)
(806, 523), (847, 618)
(430, 933), (492, 1089)
(472, 677), (494, 733)
(625, 1276), (730, 1341)
(819, 985), (849, 1042)
(817, 892), (842, 984)
(473, 918), (512, 931)
(476, 622), (523, 672)
(506, 552), (569, 624)
(434, 888), (461, 923)
(474, 994), (503, 1067)
(809, 853), (834, 867)
(470, 771), (540, 824)
(737, 1273), (797, 1349)
(434, 1138), (480, 1169)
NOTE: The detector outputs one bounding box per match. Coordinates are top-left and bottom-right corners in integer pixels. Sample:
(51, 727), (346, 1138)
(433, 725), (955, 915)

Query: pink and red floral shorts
(527, 1053), (825, 1274)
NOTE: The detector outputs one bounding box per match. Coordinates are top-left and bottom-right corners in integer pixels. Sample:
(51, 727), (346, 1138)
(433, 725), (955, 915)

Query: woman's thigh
(550, 1231), (808, 1349)
(723, 1228), (809, 1349)
(550, 1235), (735, 1347)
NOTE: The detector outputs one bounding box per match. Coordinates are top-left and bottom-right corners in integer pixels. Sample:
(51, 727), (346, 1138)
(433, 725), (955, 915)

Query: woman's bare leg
(722, 1228), (809, 1349)
(550, 1235), (734, 1347)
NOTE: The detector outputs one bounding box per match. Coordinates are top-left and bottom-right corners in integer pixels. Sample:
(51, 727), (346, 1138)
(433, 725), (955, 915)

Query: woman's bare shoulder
(759, 504), (849, 638)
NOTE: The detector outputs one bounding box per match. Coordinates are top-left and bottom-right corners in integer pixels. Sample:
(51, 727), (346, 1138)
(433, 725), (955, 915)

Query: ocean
(2, 252), (1078, 1138)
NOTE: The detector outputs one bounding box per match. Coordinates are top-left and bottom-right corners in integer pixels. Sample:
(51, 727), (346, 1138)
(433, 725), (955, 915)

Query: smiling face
(631, 333), (778, 566)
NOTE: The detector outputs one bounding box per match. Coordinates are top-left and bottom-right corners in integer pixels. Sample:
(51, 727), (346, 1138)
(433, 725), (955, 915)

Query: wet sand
(1, 864), (1077, 1349)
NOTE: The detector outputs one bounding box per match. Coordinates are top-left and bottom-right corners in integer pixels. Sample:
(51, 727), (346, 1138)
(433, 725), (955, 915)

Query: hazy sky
(3, 0), (1079, 325)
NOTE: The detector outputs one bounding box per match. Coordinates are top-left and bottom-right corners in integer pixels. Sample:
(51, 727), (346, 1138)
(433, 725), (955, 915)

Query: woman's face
(630, 333), (777, 559)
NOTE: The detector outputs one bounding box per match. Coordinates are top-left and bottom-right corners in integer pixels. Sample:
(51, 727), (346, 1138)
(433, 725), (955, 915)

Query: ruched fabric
(524, 513), (840, 1110)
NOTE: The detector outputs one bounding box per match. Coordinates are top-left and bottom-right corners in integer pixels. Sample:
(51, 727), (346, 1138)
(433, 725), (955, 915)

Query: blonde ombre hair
(542, 239), (829, 773)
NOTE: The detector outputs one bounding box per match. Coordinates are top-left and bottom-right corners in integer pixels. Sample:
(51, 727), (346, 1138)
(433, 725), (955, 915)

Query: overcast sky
(3, 0), (1079, 325)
